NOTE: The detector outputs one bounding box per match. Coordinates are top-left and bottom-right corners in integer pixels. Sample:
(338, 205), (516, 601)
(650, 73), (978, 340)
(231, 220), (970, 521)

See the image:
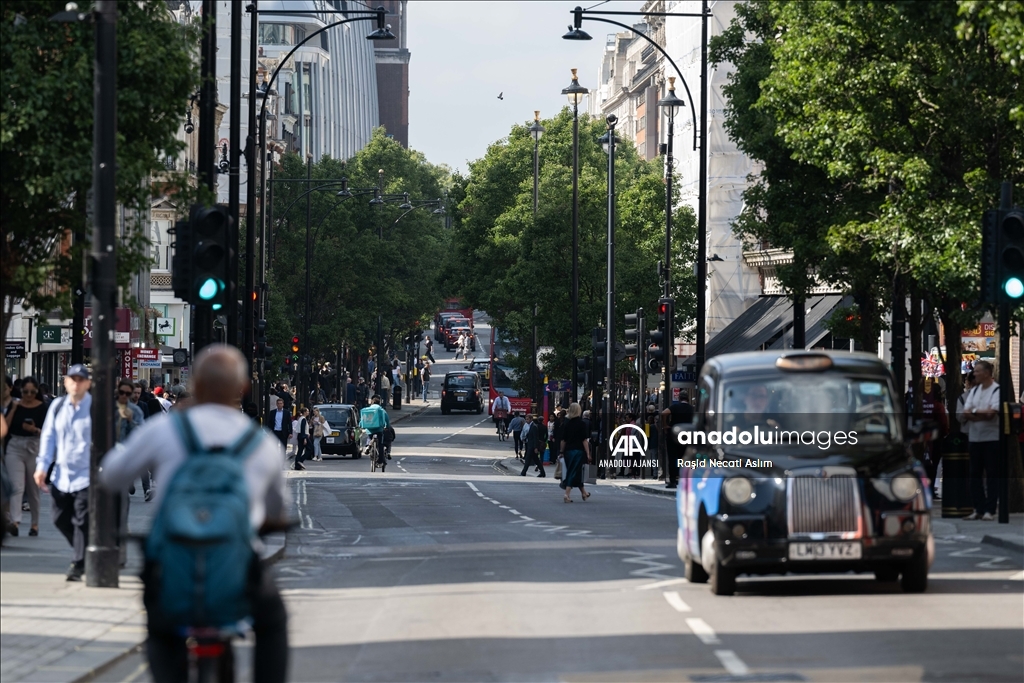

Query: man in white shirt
(960, 360), (1001, 520)
(491, 393), (511, 434)
(99, 345), (290, 682)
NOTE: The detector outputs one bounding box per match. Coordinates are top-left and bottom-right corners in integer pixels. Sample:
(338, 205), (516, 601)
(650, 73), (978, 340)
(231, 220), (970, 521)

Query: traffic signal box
(648, 299), (673, 373)
(592, 327), (607, 385)
(982, 207), (1024, 304)
(171, 203), (233, 308)
(624, 308), (644, 370)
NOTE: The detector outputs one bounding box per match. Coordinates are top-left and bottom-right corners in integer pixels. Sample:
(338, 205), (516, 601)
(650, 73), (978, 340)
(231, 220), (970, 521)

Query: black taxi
(440, 371), (484, 415)
(674, 351), (935, 595)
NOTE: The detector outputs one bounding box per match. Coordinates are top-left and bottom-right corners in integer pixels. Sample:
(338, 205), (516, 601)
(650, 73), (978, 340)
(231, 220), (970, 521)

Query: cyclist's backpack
(145, 412), (261, 631)
(360, 405), (387, 431)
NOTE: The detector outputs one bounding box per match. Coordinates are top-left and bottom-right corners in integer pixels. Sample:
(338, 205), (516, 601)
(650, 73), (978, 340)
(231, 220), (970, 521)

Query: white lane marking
(714, 650), (749, 675)
(438, 418), (489, 442)
(949, 546), (1011, 568)
(466, 482), (479, 492)
(662, 591), (692, 612)
(296, 480), (314, 530)
(123, 661), (149, 683)
(520, 516), (534, 521)
(637, 577), (689, 590)
(1009, 570), (1024, 580)
(685, 618), (721, 645)
(351, 535), (362, 545)
(508, 509), (520, 515)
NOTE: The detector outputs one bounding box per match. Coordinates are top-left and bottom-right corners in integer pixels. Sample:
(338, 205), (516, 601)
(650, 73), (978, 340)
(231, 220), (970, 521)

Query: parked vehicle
(314, 404), (362, 458)
(440, 371), (484, 415)
(674, 351), (935, 596)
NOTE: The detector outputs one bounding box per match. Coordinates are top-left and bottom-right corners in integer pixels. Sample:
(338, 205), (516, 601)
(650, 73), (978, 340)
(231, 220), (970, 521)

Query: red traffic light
(251, 291), (258, 301)
(658, 303), (668, 316)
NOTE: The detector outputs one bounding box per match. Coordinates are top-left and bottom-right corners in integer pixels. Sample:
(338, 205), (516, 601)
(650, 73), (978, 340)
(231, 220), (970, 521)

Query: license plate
(457, 396), (465, 401)
(788, 542), (862, 560)
(326, 437), (335, 444)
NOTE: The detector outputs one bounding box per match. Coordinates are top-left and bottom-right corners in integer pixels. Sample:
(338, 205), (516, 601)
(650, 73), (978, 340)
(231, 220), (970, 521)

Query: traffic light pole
(193, 0), (218, 354)
(603, 115), (617, 451)
(998, 181), (1013, 525)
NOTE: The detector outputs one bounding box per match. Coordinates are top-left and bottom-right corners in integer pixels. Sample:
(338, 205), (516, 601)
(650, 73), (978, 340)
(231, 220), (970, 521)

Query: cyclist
(359, 396), (391, 472)
(491, 392), (511, 436)
(99, 345), (289, 683)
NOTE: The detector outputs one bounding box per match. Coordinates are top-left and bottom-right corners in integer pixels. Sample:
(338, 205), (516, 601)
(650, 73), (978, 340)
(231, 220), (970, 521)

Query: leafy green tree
(0, 1), (199, 345)
(266, 129), (449, 384)
(444, 109), (696, 387)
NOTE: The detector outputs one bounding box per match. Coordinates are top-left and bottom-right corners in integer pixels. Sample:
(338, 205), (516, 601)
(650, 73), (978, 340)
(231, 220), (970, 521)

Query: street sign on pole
(613, 341), (627, 363)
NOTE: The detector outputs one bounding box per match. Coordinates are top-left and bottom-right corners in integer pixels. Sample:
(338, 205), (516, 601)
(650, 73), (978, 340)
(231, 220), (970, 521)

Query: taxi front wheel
(702, 530), (736, 596)
(900, 552), (928, 593)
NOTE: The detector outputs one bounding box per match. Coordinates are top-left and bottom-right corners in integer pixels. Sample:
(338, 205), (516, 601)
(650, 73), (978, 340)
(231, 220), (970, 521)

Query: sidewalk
(0, 489), (285, 683)
(931, 509), (1024, 552)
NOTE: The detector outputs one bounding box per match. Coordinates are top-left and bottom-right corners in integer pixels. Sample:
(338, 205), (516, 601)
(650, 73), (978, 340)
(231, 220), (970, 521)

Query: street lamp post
(561, 69), (588, 402)
(529, 111), (545, 410)
(657, 77), (684, 410)
(599, 115), (618, 448)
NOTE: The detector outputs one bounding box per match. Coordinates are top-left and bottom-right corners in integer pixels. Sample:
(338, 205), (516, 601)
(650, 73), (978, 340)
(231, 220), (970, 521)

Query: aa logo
(610, 424), (648, 458)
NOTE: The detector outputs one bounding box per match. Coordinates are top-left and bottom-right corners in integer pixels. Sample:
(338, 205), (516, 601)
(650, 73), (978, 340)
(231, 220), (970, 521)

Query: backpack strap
(172, 411), (202, 454)
(226, 423), (263, 460)
(172, 411), (261, 460)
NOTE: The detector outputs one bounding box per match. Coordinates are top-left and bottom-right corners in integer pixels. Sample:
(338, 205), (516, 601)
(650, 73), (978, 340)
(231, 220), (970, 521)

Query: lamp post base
(85, 545), (120, 588)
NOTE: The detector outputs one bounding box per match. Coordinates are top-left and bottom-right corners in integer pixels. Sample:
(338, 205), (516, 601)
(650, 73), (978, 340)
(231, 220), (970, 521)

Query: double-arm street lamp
(565, 2), (710, 409)
(561, 70), (589, 402)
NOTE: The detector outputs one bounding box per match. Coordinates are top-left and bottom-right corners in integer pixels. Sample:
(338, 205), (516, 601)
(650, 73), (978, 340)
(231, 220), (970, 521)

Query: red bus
(437, 298), (473, 328)
(488, 326), (532, 415)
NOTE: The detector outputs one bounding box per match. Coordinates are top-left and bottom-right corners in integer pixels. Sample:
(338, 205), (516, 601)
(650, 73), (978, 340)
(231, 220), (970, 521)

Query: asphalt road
(94, 323), (1024, 682)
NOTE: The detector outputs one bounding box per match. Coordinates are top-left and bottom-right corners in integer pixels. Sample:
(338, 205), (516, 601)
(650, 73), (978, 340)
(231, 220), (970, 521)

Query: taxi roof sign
(775, 354), (834, 372)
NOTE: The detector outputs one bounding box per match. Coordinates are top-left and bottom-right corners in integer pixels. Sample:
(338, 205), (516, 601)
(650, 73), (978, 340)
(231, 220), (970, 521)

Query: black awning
(767, 294), (850, 350)
(705, 295), (794, 359)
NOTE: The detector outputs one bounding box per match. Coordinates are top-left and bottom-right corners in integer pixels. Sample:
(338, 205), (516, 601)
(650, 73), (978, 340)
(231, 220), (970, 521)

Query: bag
(145, 412), (261, 631)
(384, 425), (396, 442)
(583, 463), (598, 485)
(360, 406), (387, 431)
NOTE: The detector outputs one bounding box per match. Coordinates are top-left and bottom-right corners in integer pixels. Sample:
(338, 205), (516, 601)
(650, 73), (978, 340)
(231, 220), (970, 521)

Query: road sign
(613, 341), (627, 363)
(672, 371), (696, 382)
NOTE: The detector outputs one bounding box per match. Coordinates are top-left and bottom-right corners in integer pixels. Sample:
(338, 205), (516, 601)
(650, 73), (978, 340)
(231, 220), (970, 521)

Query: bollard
(942, 432), (973, 517)
(393, 385), (402, 410)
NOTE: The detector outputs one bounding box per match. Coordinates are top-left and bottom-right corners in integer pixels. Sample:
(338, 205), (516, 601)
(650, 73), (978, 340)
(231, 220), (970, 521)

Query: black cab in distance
(440, 371), (484, 415)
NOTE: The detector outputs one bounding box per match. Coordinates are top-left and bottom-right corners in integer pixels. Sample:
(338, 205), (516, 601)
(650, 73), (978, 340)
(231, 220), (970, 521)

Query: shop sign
(37, 326), (70, 344)
(121, 350), (133, 379)
(5, 340), (26, 359)
(83, 307), (140, 349)
(134, 347), (161, 369)
(151, 317), (176, 336)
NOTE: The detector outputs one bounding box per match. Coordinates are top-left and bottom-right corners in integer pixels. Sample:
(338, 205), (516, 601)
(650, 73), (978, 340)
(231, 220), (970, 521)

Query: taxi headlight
(891, 472), (920, 501)
(723, 477), (754, 506)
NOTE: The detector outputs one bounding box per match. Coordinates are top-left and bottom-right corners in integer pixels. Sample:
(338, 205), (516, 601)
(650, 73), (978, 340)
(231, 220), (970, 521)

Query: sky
(406, 0), (644, 174)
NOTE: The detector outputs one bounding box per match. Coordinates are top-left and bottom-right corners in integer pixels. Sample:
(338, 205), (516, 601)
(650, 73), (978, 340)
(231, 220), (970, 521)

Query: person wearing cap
(33, 364), (93, 581)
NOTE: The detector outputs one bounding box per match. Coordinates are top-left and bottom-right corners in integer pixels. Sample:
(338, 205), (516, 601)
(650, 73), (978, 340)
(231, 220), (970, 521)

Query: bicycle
(367, 434), (386, 472)
(497, 417), (510, 441)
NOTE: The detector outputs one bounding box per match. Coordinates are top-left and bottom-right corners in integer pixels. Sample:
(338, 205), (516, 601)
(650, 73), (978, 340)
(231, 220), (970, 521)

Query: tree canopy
(1, 0), (200, 342)
(443, 108), (696, 386)
(266, 129), (450, 378)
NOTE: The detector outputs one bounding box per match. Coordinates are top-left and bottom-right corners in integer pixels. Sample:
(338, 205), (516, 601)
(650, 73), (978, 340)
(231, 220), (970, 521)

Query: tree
(1, 1), (200, 346)
(444, 109), (696, 387)
(266, 129), (449, 385)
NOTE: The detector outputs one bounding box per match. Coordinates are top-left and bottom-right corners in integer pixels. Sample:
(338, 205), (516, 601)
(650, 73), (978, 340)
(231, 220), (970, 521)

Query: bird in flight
(497, 92), (503, 100)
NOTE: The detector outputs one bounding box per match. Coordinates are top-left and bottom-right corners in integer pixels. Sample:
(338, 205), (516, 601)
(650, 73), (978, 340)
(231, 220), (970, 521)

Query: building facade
(373, 0), (409, 147)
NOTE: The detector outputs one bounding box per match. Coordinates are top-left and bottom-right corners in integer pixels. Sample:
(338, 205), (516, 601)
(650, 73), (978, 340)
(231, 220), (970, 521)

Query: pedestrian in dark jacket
(519, 414), (546, 477)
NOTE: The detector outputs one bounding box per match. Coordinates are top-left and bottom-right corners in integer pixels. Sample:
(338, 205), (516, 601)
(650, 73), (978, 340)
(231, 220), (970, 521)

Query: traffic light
(170, 216), (192, 301)
(648, 298), (673, 373)
(592, 327), (607, 385)
(982, 207), (1024, 304)
(624, 308), (644, 359)
(191, 204), (233, 309)
(256, 320), (271, 359)
(576, 356), (591, 388)
(999, 208), (1024, 302)
(290, 335), (301, 366)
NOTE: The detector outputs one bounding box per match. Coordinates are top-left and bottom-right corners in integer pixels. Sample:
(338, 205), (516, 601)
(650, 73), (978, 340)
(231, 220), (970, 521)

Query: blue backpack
(145, 412), (261, 631)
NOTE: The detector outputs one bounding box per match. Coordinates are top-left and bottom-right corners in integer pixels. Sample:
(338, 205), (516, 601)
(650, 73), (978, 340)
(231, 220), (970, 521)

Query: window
(258, 23), (306, 45)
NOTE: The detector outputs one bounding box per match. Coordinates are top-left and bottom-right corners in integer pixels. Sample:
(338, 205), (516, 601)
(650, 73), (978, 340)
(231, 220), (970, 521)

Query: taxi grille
(788, 477), (859, 535)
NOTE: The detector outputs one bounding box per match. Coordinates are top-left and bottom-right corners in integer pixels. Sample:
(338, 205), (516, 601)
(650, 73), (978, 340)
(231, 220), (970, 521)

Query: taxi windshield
(717, 375), (900, 445)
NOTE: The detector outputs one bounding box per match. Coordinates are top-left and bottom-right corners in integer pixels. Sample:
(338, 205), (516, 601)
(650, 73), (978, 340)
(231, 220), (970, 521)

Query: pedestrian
(645, 404), (660, 479)
(455, 331), (467, 360)
(346, 377), (358, 405)
(380, 371), (391, 405)
(131, 382), (150, 419)
(274, 382), (293, 416)
(270, 397), (291, 450)
(662, 399), (695, 490)
(311, 407), (325, 461)
(4, 377), (46, 537)
(920, 379), (948, 497)
(424, 335), (435, 363)
(33, 364), (93, 581)
(137, 379), (154, 405)
(294, 408), (310, 471)
(519, 414), (546, 478)
(356, 377), (368, 409)
(153, 386), (172, 412)
(509, 411), (525, 458)
(115, 379), (148, 499)
(38, 383), (54, 405)
(559, 403), (591, 502)
(421, 360), (432, 402)
(961, 360), (1001, 520)
(550, 409), (565, 480)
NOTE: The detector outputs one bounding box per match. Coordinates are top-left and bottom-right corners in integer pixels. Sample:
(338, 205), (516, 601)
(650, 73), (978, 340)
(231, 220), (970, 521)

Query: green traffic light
(198, 277), (219, 300)
(1004, 277), (1024, 299)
